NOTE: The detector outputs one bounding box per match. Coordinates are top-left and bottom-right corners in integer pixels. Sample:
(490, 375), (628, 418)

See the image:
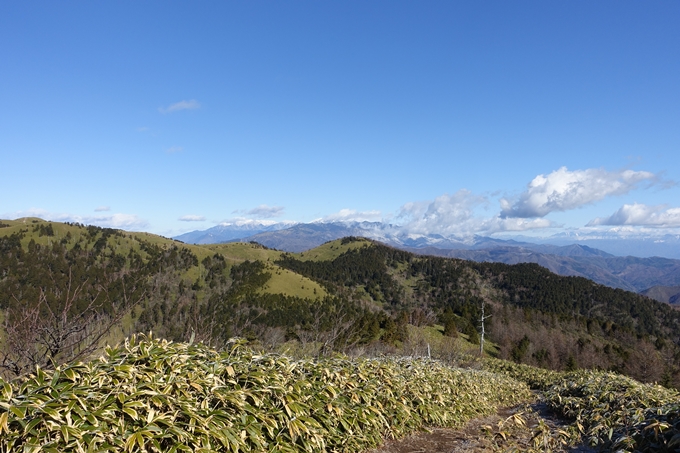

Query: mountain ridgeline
(1, 219), (680, 388)
(177, 221), (680, 294)
(278, 239), (679, 339)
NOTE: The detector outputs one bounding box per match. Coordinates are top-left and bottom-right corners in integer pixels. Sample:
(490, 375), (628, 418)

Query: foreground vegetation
(3, 219), (680, 452)
(486, 358), (680, 452)
(2, 337), (679, 452)
(0, 335), (530, 453)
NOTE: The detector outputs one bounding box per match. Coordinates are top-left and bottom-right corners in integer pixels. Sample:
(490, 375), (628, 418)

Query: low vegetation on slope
(486, 358), (680, 452)
(0, 335), (531, 453)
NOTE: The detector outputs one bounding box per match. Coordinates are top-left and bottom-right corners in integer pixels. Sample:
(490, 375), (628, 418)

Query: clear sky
(2, 1), (679, 239)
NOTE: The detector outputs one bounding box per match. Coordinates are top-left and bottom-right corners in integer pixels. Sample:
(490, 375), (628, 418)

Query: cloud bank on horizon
(589, 203), (680, 228)
(6, 166), (678, 239)
(5, 208), (149, 231)
(380, 167), (672, 237)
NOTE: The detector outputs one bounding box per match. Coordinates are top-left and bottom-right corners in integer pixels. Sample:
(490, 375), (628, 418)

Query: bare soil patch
(365, 401), (597, 453)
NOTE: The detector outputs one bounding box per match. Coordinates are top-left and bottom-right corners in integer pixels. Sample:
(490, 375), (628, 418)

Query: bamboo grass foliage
(544, 371), (680, 452)
(0, 335), (530, 452)
(485, 357), (680, 452)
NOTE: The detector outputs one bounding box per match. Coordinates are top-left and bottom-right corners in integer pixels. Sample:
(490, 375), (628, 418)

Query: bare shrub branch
(1, 268), (145, 378)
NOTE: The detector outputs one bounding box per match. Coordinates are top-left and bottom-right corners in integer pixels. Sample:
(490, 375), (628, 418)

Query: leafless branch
(1, 267), (146, 378)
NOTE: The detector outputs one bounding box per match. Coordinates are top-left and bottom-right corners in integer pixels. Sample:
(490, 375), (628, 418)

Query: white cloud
(166, 146), (184, 154)
(243, 205), (285, 219)
(321, 209), (383, 223)
(94, 206), (110, 212)
(6, 209), (148, 231)
(179, 215), (206, 222)
(588, 203), (680, 228)
(397, 190), (486, 236)
(501, 167), (657, 218)
(94, 213), (148, 230)
(4, 208), (51, 220)
(159, 99), (201, 114)
(395, 190), (557, 236)
(486, 217), (556, 232)
(219, 217), (291, 227)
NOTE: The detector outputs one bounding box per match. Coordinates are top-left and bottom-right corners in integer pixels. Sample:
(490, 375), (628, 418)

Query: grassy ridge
(0, 336), (531, 453)
(0, 219), (322, 301)
(293, 238), (372, 262)
(259, 263), (326, 300)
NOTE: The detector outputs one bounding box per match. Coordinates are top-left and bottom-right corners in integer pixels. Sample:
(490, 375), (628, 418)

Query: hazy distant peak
(218, 219), (296, 228)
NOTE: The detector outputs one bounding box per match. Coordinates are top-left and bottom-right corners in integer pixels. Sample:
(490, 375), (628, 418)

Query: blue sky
(2, 1), (679, 239)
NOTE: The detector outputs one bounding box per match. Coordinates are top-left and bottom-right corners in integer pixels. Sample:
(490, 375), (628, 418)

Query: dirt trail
(366, 400), (597, 453)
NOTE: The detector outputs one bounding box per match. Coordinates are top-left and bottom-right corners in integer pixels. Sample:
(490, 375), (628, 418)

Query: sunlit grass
(259, 264), (326, 300)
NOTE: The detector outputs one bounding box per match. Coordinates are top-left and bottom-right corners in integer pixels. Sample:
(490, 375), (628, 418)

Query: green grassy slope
(3, 219), (680, 390)
(0, 219), (330, 375)
(0, 219), (323, 301)
(2, 333), (678, 453)
(292, 236), (373, 262)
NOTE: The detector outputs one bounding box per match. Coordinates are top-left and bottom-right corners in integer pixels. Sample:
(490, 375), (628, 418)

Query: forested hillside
(276, 238), (680, 386)
(0, 219), (380, 377)
(2, 219), (680, 389)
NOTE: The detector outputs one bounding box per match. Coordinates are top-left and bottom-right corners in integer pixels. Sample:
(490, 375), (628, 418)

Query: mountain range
(175, 221), (680, 298)
(174, 220), (296, 244)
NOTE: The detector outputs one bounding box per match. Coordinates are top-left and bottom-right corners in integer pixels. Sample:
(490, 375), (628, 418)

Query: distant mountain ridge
(406, 246), (680, 293)
(174, 220), (297, 244)
(175, 221), (680, 259)
(175, 221), (680, 294)
(640, 286), (680, 305)
(528, 232), (680, 259)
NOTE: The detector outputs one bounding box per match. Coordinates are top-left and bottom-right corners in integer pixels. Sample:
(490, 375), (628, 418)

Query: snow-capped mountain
(174, 220), (680, 260)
